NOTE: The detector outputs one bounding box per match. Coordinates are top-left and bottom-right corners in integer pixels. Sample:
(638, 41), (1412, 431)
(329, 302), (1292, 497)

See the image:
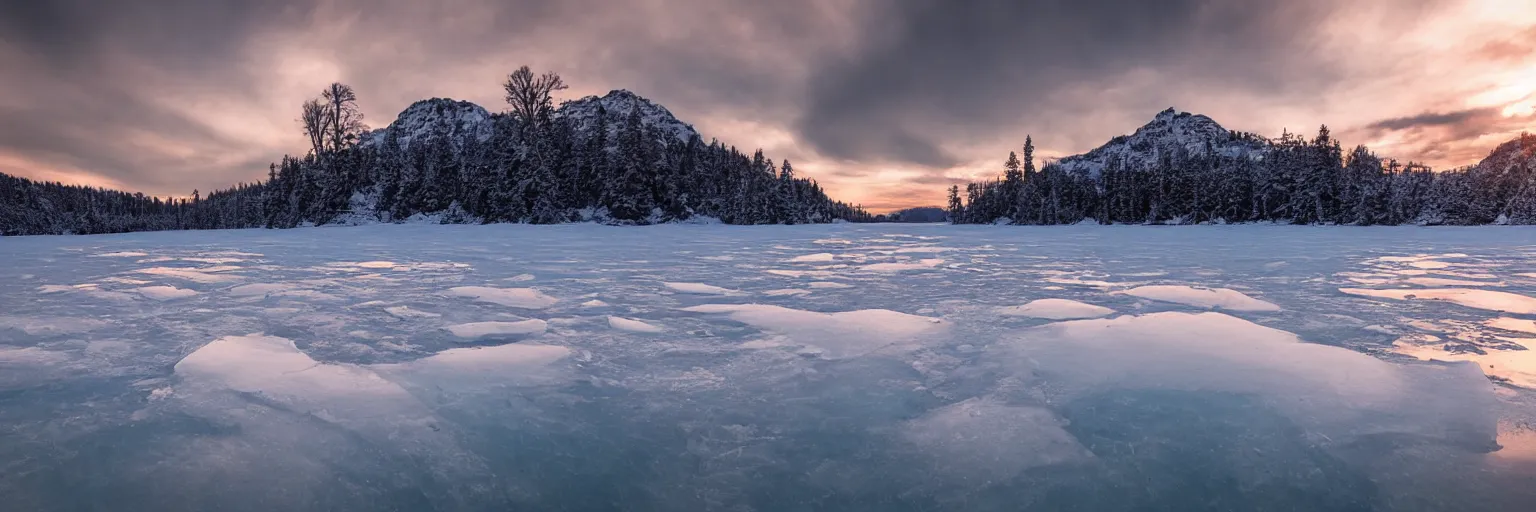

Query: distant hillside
(882, 206), (949, 223)
(951, 109), (1533, 226)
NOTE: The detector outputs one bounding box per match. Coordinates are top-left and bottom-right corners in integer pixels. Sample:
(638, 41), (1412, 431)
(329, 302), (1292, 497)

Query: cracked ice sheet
(4, 223), (1536, 510)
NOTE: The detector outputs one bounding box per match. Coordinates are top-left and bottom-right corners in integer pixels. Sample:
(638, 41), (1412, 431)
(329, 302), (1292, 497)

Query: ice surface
(445, 286), (559, 309)
(1119, 285), (1281, 311)
(446, 320), (548, 338)
(997, 298), (1115, 319)
(3, 224), (1534, 510)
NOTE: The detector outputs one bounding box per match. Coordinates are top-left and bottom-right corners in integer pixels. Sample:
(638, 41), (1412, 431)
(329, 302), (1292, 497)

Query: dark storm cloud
(1356, 104), (1536, 166)
(0, 0), (314, 71)
(798, 0), (1354, 167)
(1367, 108), (1502, 133)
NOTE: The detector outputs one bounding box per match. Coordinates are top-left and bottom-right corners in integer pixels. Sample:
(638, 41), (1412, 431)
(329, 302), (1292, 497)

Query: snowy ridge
(556, 89), (700, 143)
(1055, 108), (1267, 178)
(361, 98), (494, 151)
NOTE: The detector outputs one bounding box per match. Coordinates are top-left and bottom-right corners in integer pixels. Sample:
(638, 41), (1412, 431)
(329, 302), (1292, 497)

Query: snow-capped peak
(362, 98), (494, 151)
(1055, 108), (1266, 177)
(556, 89), (700, 143)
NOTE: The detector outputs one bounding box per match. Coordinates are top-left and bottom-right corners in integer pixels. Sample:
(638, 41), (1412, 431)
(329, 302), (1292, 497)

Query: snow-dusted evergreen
(951, 110), (1536, 226)
(0, 70), (872, 236)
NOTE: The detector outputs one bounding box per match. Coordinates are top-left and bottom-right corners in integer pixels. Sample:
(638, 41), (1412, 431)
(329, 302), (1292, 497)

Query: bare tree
(503, 66), (567, 130)
(301, 83), (366, 158)
(301, 98), (328, 157)
(322, 83), (365, 152)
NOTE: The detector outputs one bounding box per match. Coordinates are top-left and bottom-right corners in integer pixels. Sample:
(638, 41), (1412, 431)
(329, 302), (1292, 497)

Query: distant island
(948, 110), (1536, 226)
(0, 67), (874, 236)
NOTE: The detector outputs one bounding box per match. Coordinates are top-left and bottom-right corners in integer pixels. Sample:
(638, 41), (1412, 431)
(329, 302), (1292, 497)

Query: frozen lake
(3, 223), (1536, 511)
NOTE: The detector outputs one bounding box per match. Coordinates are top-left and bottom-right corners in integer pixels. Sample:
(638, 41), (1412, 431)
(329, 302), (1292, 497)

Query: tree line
(949, 130), (1536, 225)
(0, 67), (873, 236)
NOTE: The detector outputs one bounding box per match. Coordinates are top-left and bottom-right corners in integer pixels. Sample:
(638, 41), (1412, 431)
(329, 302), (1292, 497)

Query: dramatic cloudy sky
(2, 0), (1534, 211)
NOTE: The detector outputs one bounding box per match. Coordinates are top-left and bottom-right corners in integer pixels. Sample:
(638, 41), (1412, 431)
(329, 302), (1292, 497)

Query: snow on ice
(1118, 284), (1282, 311)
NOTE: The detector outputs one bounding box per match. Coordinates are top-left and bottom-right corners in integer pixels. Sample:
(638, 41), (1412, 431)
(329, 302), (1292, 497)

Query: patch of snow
(134, 285), (199, 301)
(789, 253), (836, 263)
(229, 283), (293, 297)
(1393, 336), (1536, 388)
(1487, 317), (1536, 334)
(681, 304), (946, 358)
(174, 334), (410, 402)
(662, 282), (737, 295)
(1340, 288), (1536, 314)
(763, 288), (811, 297)
(1119, 285), (1280, 311)
(608, 316), (664, 333)
(445, 320), (548, 339)
(136, 267), (241, 283)
(384, 306), (440, 319)
(446, 286), (559, 309)
(997, 299), (1115, 320)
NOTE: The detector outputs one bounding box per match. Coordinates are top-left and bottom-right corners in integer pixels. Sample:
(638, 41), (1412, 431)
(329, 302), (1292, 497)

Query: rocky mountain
(556, 89), (700, 143)
(361, 90), (701, 154)
(361, 98), (493, 151)
(1054, 108), (1268, 177)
